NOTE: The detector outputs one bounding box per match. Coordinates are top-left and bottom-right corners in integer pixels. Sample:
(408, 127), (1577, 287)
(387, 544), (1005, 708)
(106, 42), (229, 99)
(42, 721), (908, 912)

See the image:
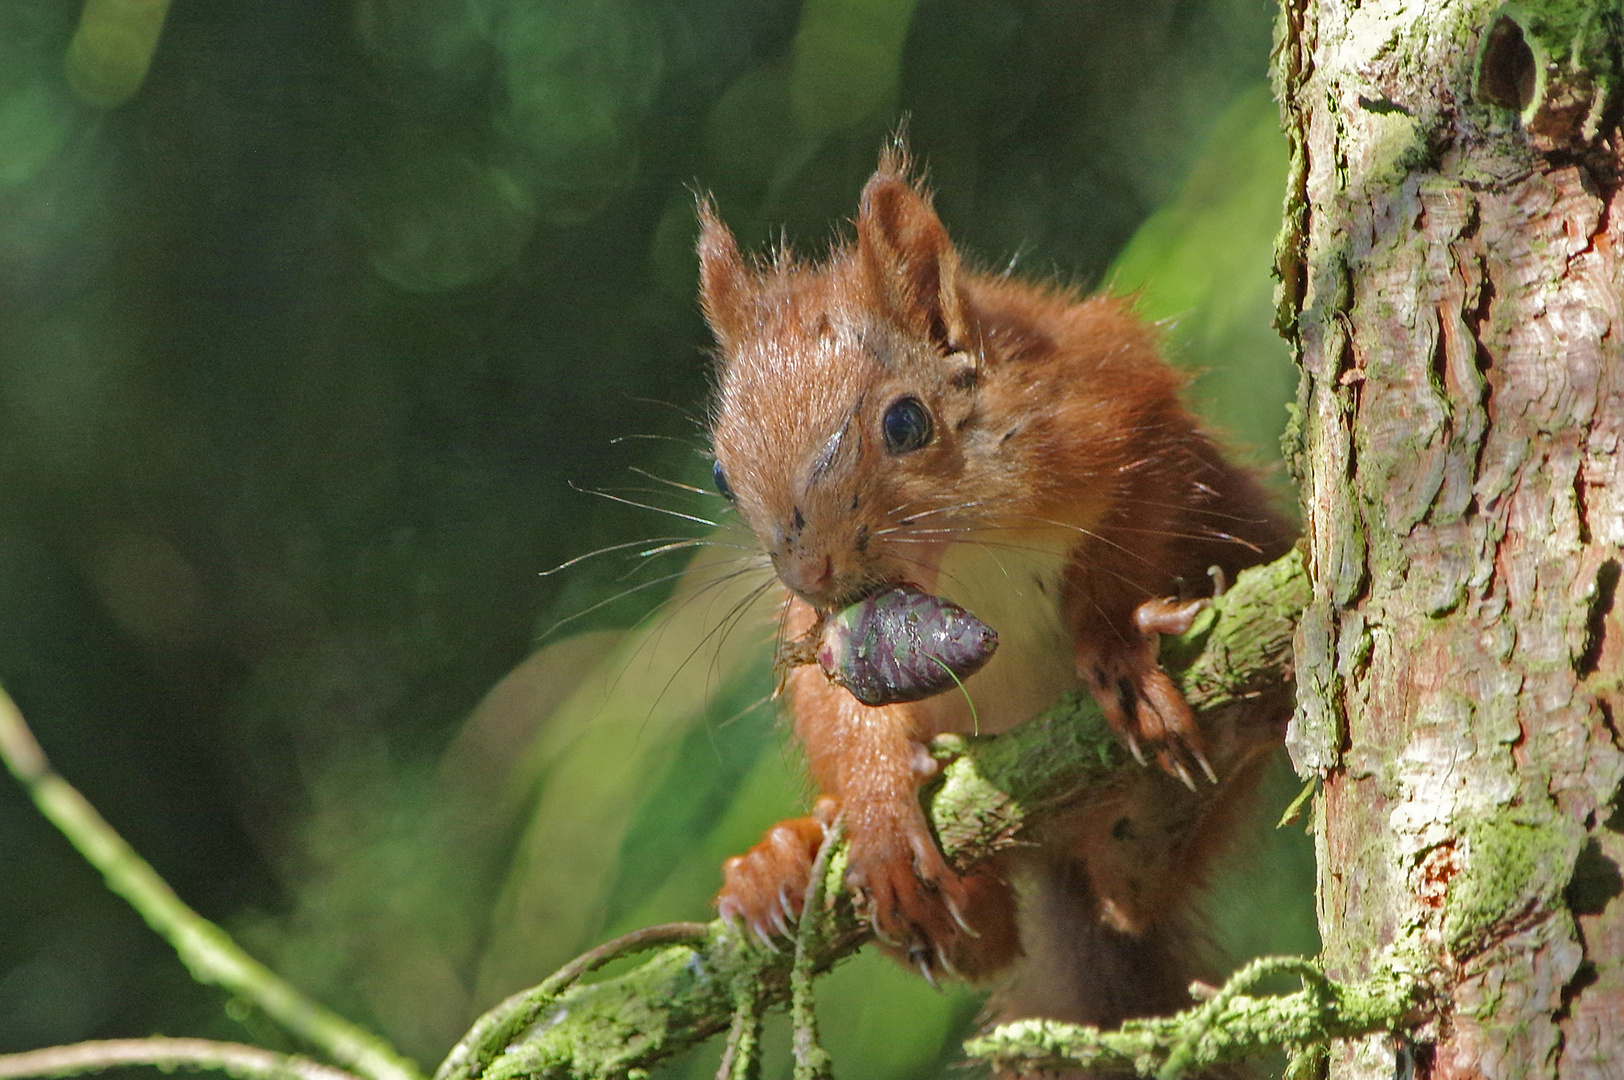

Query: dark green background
(0, 0), (1313, 1076)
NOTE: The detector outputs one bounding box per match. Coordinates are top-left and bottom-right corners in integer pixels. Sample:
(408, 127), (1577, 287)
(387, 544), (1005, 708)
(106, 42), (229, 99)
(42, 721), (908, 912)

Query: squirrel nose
(778, 551), (836, 605)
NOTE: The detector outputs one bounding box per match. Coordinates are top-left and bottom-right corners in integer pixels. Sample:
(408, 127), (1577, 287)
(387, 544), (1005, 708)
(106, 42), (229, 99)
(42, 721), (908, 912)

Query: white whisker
(570, 481), (720, 527)
(627, 466), (721, 498)
(539, 536), (694, 576)
(638, 538), (750, 559)
(536, 566), (700, 641)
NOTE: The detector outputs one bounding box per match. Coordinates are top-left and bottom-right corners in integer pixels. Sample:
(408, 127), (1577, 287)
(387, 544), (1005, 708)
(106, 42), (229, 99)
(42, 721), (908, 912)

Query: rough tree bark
(1274, 0), (1624, 1076)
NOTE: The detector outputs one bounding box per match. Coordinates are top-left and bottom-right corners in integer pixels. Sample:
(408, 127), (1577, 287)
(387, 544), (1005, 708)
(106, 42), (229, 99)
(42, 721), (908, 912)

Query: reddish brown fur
(702, 146), (1292, 1049)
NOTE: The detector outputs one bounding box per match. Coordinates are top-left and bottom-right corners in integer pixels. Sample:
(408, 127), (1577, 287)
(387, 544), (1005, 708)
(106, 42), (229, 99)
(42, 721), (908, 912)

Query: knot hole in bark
(1476, 16), (1537, 112)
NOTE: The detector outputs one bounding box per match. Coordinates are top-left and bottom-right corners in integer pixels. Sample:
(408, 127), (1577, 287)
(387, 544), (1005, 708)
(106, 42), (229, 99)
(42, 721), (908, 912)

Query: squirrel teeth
(814, 585), (998, 706)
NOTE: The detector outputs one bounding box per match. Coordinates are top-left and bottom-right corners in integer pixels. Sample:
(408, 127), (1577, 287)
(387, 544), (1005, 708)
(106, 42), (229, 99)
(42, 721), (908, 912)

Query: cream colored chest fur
(919, 530), (1082, 737)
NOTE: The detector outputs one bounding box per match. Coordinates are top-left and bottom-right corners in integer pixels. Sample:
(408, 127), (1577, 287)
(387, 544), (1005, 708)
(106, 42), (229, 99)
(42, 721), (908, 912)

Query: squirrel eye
(882, 397), (933, 454)
(712, 460), (735, 501)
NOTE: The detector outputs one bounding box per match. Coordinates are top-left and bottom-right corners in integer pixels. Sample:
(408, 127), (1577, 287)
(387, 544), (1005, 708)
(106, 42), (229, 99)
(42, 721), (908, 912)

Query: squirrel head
(700, 148), (1002, 611)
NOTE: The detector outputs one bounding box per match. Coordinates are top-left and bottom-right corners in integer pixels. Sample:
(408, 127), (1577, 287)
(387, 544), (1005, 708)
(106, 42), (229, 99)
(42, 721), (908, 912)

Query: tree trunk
(1274, 0), (1624, 1076)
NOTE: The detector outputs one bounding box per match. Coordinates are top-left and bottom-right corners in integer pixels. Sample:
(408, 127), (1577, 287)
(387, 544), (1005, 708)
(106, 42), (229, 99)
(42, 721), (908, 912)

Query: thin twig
(543, 922), (714, 996)
(0, 684), (424, 1080)
(716, 973), (764, 1080)
(0, 1038), (364, 1080)
(791, 821), (842, 1080)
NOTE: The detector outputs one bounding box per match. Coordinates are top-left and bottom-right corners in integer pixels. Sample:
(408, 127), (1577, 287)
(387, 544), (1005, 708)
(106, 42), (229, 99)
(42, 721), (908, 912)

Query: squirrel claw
(771, 905), (794, 940)
(1079, 595), (1217, 785)
(867, 909), (903, 948)
(1124, 730), (1147, 767)
(843, 806), (987, 978)
(716, 816), (825, 949)
(1169, 756), (1196, 792)
(912, 948), (941, 990)
(719, 803), (1018, 985)
(944, 892), (978, 938)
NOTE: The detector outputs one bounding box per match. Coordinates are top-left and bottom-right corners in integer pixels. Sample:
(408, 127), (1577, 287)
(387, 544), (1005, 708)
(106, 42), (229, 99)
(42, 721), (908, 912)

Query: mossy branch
(965, 953), (1423, 1079)
(435, 549), (1318, 1080)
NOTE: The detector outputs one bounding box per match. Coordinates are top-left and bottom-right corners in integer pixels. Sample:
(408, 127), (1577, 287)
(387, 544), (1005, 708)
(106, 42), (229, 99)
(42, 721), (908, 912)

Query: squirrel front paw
(1079, 596), (1214, 788)
(842, 805), (1018, 979)
(717, 801), (1017, 979)
(717, 814), (828, 948)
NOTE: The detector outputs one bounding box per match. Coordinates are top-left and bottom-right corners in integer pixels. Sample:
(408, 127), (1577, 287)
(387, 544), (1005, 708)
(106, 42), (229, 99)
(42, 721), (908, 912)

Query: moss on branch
(966, 952), (1422, 1079)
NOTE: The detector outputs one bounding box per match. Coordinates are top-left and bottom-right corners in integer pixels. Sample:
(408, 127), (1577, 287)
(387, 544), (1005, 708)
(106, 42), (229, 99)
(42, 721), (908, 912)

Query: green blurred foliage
(0, 0), (1311, 1076)
(1110, 86), (1299, 475)
(63, 0), (173, 108)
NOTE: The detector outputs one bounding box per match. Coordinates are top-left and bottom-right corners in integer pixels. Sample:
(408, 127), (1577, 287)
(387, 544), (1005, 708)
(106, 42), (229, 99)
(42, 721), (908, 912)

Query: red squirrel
(700, 145), (1293, 1033)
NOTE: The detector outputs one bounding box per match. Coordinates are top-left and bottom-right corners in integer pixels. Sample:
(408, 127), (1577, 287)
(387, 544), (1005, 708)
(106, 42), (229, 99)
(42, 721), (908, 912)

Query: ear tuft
(856, 152), (967, 352)
(875, 133), (913, 185)
(697, 196), (753, 351)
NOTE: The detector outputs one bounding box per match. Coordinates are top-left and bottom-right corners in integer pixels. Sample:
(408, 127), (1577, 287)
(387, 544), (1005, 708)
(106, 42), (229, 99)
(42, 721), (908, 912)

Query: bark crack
(1577, 559), (1620, 679)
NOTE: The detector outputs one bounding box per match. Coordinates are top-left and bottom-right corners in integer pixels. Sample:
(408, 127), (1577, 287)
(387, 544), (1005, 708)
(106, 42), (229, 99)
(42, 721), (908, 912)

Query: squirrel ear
(697, 196), (752, 351)
(856, 161), (968, 353)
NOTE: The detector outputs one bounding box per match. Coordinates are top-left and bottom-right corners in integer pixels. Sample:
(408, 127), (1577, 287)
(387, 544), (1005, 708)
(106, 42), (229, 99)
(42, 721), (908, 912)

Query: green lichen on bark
(1443, 812), (1585, 957)
(1270, 0), (1312, 338)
